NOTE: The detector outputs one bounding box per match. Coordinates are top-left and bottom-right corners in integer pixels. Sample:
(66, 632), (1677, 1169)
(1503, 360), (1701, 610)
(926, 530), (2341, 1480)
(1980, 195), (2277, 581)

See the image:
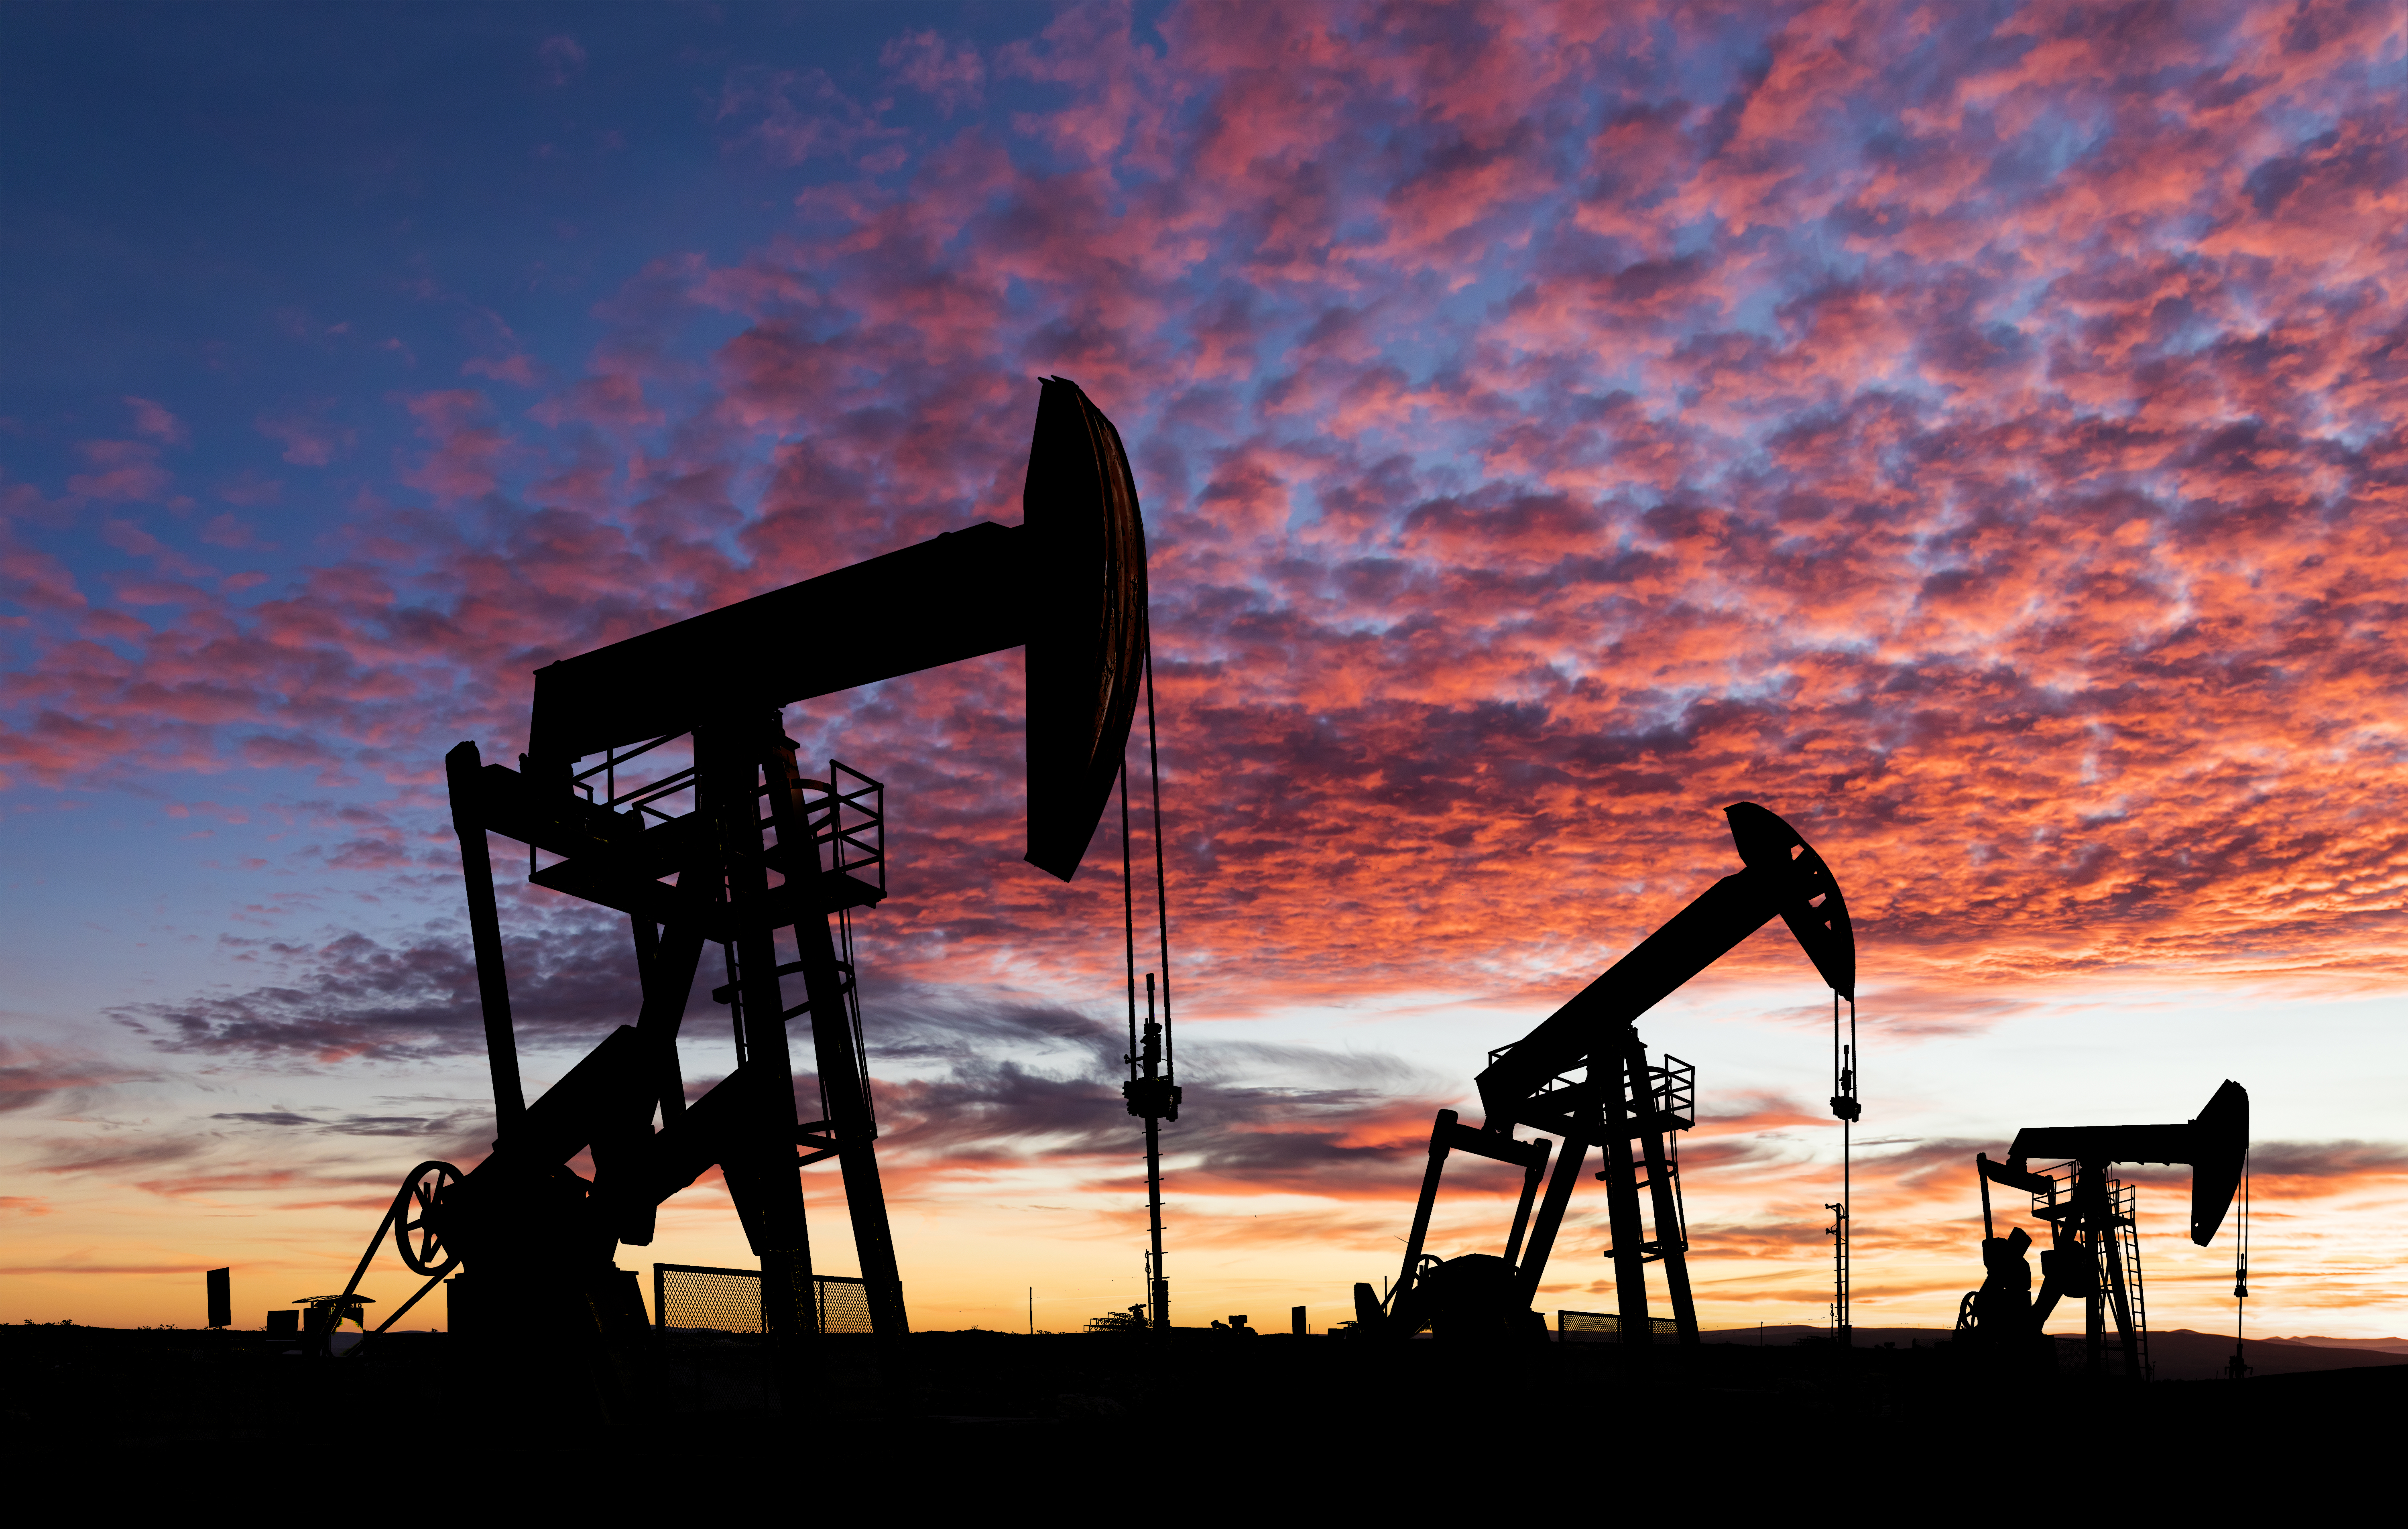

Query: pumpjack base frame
(1380, 1031), (1700, 1344)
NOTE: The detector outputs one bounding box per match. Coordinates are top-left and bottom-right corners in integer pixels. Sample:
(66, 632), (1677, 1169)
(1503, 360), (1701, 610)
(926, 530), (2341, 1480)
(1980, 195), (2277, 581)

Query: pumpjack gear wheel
(393, 1160), (464, 1276)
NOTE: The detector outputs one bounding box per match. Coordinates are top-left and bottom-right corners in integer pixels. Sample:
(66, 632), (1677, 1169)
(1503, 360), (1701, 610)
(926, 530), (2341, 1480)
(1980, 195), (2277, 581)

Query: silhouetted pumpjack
(1355, 803), (1853, 1343)
(319, 380), (1151, 1403)
(1956, 1080), (2248, 1381)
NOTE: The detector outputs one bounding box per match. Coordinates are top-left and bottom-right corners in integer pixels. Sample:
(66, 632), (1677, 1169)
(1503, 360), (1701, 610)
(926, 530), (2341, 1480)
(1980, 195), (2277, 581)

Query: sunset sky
(4, 2), (2402, 1342)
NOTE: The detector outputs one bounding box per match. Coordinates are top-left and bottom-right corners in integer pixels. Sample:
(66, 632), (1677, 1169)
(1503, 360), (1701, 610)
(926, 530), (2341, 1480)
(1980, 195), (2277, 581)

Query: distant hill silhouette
(2263, 1334), (2408, 1354)
(1698, 1324), (2404, 1381)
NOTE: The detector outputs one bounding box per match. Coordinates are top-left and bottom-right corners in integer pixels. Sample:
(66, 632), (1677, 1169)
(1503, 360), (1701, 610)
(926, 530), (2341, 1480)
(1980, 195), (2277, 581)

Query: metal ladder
(2113, 1180), (2153, 1381)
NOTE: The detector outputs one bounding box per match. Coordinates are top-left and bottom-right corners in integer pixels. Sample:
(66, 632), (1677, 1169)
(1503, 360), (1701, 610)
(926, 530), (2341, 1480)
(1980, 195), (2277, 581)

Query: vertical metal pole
(1830, 992), (1858, 1346)
(445, 742), (525, 1134)
(1144, 974), (1168, 1330)
(1840, 1109), (1851, 1344)
(1844, 1015), (1855, 1346)
(1145, 1114), (1167, 1328)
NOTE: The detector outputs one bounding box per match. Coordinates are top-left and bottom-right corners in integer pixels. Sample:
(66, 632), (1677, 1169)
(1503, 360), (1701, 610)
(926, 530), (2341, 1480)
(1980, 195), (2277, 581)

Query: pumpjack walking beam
(433, 378), (1151, 1359)
(1371, 802), (1852, 1342)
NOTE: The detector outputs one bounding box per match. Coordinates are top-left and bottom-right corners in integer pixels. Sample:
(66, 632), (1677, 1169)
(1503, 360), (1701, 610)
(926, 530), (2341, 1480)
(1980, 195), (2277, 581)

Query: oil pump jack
(1353, 802), (1853, 1343)
(316, 379), (1151, 1391)
(1956, 1080), (2248, 1380)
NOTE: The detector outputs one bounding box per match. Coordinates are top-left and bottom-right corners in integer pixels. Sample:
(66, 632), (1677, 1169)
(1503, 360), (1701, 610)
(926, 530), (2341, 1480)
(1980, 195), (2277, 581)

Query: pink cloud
(398, 390), (511, 501)
(98, 518), (213, 582)
(255, 407), (352, 466)
(462, 353), (541, 388)
(123, 396), (188, 446)
(1, 0), (2398, 1021)
(537, 34), (586, 87)
(717, 66), (905, 169)
(883, 29), (986, 116)
(66, 440), (175, 503)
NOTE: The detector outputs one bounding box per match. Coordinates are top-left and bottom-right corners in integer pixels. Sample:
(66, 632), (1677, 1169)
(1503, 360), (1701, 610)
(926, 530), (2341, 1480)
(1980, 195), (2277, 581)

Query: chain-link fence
(815, 1277), (872, 1334)
(1556, 1309), (1683, 1342)
(653, 1263), (879, 1334)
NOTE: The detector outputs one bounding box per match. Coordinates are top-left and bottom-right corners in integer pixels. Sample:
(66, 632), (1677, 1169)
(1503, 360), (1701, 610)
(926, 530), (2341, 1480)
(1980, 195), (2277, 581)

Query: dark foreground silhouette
(8, 1321), (2392, 1481)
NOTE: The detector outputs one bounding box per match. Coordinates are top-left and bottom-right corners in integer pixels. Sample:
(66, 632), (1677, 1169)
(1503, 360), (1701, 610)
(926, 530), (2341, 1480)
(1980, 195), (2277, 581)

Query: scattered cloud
(112, 919), (641, 1064)
(123, 397), (188, 446)
(537, 34), (586, 88)
(884, 30), (986, 116)
(253, 405), (352, 466)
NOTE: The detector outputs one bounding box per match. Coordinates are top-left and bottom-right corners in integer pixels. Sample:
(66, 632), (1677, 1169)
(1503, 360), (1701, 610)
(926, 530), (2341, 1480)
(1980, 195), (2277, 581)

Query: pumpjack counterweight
(393, 378), (1152, 1403)
(1357, 803), (1855, 1344)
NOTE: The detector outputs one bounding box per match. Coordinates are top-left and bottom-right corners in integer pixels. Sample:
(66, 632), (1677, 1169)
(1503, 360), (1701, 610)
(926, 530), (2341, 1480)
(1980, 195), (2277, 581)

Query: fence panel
(1555, 1309), (1682, 1342)
(653, 1263), (877, 1334)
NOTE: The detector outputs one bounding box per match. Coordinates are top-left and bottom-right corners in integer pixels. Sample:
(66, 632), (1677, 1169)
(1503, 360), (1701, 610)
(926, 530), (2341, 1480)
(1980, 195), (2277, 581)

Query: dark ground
(4, 1322), (2395, 1494)
(1696, 1324), (2408, 1381)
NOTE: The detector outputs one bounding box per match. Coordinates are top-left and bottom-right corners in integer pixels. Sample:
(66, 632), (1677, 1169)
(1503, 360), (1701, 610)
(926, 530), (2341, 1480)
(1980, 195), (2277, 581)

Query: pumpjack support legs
(700, 717), (911, 1337)
(699, 719), (817, 1328)
(1622, 1035), (1700, 1343)
(444, 713), (916, 1349)
(1399, 1032), (1698, 1344)
(765, 733), (907, 1336)
(1599, 1092), (1652, 1341)
(796, 905), (907, 1334)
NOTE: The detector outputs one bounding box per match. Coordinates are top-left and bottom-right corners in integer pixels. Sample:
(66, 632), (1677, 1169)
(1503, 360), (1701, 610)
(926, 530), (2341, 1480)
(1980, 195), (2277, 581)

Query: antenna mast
(1828, 992), (1859, 1343)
